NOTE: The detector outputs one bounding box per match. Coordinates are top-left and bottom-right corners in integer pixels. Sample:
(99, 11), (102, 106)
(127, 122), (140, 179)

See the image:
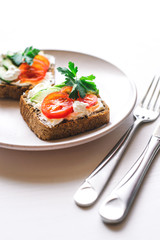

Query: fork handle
(74, 118), (142, 207)
(99, 135), (160, 224)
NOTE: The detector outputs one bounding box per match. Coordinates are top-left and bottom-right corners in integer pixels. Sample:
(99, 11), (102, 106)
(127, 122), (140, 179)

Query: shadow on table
(0, 116), (132, 183)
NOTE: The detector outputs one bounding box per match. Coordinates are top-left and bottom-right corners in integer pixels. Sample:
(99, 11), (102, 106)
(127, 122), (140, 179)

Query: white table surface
(0, 0), (160, 239)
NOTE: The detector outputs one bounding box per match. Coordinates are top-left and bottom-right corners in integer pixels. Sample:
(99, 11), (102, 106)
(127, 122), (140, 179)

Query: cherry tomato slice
(19, 63), (30, 72)
(34, 55), (50, 70)
(78, 94), (98, 108)
(18, 55), (50, 83)
(41, 92), (73, 119)
(60, 86), (73, 94)
(19, 69), (46, 83)
(32, 60), (48, 71)
(34, 55), (50, 67)
(19, 60), (48, 73)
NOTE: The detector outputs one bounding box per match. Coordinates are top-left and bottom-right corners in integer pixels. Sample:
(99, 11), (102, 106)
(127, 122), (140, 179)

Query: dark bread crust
(0, 62), (55, 100)
(20, 93), (110, 140)
(0, 84), (31, 100)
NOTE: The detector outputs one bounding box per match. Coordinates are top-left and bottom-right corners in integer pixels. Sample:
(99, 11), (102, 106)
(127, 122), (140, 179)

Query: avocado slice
(31, 86), (62, 103)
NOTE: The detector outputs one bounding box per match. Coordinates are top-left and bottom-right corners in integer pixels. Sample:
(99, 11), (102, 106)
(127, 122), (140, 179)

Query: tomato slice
(41, 92), (73, 119)
(34, 55), (50, 70)
(60, 86), (73, 94)
(32, 60), (48, 71)
(78, 94), (98, 108)
(18, 54), (50, 83)
(19, 68), (46, 83)
(19, 63), (30, 72)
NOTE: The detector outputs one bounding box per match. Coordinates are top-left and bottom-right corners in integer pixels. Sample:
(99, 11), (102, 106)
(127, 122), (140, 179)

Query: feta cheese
(95, 99), (105, 112)
(73, 101), (88, 113)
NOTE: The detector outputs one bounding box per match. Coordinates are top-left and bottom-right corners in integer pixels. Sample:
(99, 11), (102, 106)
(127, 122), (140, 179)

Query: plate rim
(0, 49), (137, 151)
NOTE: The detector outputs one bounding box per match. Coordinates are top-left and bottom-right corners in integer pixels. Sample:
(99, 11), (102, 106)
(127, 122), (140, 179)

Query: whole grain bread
(0, 61), (55, 100)
(20, 93), (110, 140)
(0, 84), (31, 100)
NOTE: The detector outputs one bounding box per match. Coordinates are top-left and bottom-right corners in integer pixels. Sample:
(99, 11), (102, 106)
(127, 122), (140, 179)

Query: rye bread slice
(0, 84), (32, 100)
(20, 93), (110, 140)
(0, 59), (55, 100)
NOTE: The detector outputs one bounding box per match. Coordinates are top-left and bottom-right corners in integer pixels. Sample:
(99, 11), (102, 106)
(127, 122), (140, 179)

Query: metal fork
(74, 76), (160, 207)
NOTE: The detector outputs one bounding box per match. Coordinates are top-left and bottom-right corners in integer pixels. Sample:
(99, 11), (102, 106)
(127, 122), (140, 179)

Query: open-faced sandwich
(20, 61), (110, 140)
(0, 47), (55, 100)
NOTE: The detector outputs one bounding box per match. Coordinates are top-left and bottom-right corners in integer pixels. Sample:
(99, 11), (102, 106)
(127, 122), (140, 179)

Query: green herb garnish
(7, 46), (40, 66)
(57, 62), (99, 99)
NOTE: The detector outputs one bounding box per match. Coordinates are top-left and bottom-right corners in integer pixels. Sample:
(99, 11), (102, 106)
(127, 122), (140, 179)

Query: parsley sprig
(7, 46), (40, 66)
(57, 62), (99, 99)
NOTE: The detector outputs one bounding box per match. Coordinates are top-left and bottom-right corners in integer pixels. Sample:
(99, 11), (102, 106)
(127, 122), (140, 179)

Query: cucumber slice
(31, 86), (62, 103)
(2, 58), (14, 70)
(0, 66), (11, 83)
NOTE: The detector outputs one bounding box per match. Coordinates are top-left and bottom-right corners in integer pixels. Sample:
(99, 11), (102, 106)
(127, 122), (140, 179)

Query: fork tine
(141, 76), (160, 108)
(141, 76), (155, 106)
(147, 77), (160, 109)
(153, 90), (160, 111)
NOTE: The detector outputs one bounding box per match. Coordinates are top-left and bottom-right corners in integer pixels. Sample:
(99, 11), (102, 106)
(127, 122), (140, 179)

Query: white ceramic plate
(0, 50), (137, 151)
